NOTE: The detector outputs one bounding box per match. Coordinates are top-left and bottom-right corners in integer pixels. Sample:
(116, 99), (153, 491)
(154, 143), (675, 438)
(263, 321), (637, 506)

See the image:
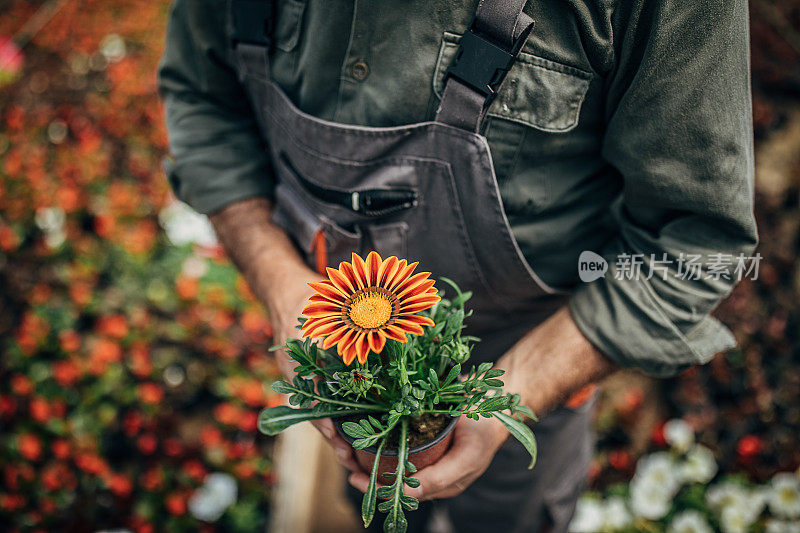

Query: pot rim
(334, 414), (460, 456)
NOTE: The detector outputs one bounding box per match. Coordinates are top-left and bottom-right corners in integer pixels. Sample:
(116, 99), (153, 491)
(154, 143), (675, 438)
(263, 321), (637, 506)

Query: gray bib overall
(230, 1), (593, 530)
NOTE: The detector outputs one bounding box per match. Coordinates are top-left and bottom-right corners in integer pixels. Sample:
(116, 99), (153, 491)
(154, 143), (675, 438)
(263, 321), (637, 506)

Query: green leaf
(494, 411), (537, 469)
(404, 477), (420, 488)
(400, 495), (418, 511)
(362, 436), (387, 527)
(258, 406), (369, 436)
(342, 421), (370, 439)
(443, 364), (461, 386)
(271, 381), (294, 395)
(383, 418), (410, 533)
(483, 378), (504, 387)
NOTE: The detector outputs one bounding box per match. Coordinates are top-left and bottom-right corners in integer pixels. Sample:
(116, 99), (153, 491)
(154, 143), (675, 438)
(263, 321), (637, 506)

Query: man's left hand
(348, 414), (508, 500)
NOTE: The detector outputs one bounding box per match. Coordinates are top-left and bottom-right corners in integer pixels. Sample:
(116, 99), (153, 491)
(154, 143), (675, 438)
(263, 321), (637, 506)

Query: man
(158, 0), (757, 531)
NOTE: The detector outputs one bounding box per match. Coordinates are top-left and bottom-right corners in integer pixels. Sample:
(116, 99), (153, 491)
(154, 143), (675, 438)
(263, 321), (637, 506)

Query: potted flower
(258, 252), (538, 533)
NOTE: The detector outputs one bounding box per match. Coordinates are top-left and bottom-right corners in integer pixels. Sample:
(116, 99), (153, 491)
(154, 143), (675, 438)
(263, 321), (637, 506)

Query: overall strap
(435, 0), (535, 132)
(228, 0), (274, 80)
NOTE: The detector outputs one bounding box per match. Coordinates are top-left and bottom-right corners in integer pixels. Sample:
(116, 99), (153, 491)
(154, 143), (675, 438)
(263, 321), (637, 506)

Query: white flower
(680, 445), (718, 484)
(35, 206), (67, 249)
(668, 510), (713, 533)
(633, 452), (681, 496)
(664, 419), (694, 453)
(630, 476), (673, 520)
(602, 497), (632, 530)
(159, 201), (218, 247)
(707, 481), (749, 511)
(569, 496), (605, 533)
(100, 34), (126, 62)
(768, 473), (800, 519)
(720, 504), (758, 533)
(189, 472), (237, 522)
(765, 518), (800, 533)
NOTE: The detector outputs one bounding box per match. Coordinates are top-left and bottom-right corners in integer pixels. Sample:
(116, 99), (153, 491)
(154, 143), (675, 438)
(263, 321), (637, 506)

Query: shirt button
(351, 60), (370, 81)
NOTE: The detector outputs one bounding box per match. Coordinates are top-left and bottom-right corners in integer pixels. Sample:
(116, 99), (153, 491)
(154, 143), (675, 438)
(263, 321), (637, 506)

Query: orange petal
(302, 316), (341, 335)
(336, 328), (357, 352)
(322, 325), (349, 350)
(339, 260), (361, 291)
(376, 256), (399, 288)
(326, 266), (356, 295)
(308, 280), (347, 302)
(302, 301), (342, 318)
(382, 259), (406, 291)
(340, 342), (358, 365)
(397, 314), (435, 327)
(388, 261), (419, 292)
(367, 331), (386, 355)
(353, 332), (370, 364)
(393, 318), (425, 336)
(399, 297), (440, 313)
(383, 325), (408, 343)
(395, 273), (434, 299)
(306, 320), (347, 339)
(397, 277), (435, 299)
(351, 253), (369, 289)
(308, 293), (345, 306)
(365, 251), (382, 286)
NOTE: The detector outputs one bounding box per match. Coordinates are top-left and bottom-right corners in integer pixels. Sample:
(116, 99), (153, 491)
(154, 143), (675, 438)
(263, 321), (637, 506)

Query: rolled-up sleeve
(568, 0), (758, 377)
(158, 0), (274, 215)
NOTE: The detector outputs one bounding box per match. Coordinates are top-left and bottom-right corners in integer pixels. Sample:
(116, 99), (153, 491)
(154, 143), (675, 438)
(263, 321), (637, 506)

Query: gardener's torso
(231, 0), (618, 297)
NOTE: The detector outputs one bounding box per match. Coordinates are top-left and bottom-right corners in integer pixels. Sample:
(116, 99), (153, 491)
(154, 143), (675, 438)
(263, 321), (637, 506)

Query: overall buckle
(444, 18), (528, 104)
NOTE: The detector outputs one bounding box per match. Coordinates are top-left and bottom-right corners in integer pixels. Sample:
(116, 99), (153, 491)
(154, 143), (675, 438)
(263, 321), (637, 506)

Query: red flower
(58, 330), (82, 353)
(97, 314), (129, 338)
(53, 360), (81, 386)
(608, 449), (632, 471)
(137, 383), (164, 405)
(0, 395), (17, 417)
(52, 439), (70, 459)
(163, 438), (183, 457)
(182, 460), (205, 481)
(141, 468), (163, 491)
(18, 433), (42, 461)
(11, 374), (33, 396)
(737, 435), (764, 458)
(29, 397), (50, 423)
(137, 433), (158, 455)
(107, 473), (133, 498)
(165, 493), (186, 515)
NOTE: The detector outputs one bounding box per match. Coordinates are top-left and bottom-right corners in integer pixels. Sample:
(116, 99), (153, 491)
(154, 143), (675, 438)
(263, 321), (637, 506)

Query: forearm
(498, 306), (618, 417)
(208, 197), (315, 323)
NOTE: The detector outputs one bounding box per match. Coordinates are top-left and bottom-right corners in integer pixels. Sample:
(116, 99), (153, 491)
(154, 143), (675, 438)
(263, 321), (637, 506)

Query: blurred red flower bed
(1, 1), (282, 531)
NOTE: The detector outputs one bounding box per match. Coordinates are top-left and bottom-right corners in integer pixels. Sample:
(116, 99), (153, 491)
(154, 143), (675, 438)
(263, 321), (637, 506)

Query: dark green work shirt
(158, 0), (758, 377)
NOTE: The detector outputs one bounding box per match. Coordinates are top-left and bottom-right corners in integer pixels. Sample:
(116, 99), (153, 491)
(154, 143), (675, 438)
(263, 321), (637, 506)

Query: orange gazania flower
(302, 252), (440, 365)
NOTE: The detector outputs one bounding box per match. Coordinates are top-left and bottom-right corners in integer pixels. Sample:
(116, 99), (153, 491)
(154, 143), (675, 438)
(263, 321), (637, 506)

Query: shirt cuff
(567, 267), (737, 378)
(164, 154), (274, 216)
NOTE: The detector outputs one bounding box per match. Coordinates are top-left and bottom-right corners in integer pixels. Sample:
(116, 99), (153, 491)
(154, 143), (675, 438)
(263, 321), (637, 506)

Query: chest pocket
(433, 32), (592, 133)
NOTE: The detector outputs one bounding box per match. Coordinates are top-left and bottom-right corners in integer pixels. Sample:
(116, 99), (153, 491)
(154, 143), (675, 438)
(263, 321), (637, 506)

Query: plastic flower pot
(334, 415), (460, 478)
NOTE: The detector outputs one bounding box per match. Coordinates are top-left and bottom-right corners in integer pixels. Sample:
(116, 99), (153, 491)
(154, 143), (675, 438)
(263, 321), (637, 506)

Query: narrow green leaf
(257, 406), (370, 436)
(494, 411), (537, 469)
(271, 381), (294, 395)
(362, 436), (386, 527)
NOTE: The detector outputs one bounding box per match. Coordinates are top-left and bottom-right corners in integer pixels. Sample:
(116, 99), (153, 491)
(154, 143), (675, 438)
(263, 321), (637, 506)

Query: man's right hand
(209, 197), (365, 475)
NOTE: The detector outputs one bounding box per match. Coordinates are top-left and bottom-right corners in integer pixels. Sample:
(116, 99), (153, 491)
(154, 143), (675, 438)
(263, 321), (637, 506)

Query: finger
(349, 472), (370, 493)
(406, 437), (478, 501)
(310, 418), (336, 440)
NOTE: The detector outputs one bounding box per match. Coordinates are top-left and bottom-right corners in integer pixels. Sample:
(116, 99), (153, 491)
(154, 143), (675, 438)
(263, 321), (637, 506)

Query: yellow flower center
(348, 290), (393, 330)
